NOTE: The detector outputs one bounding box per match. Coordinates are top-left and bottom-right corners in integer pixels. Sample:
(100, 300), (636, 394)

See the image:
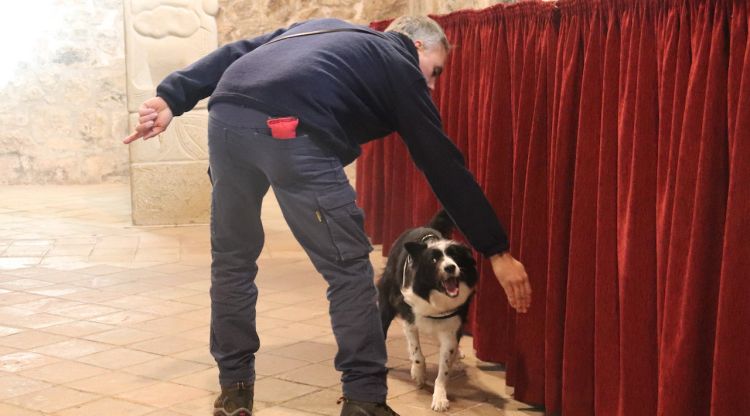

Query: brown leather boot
(338, 397), (400, 416)
(213, 381), (253, 416)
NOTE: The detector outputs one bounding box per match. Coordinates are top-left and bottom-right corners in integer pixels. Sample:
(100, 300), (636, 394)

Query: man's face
(415, 41), (448, 91)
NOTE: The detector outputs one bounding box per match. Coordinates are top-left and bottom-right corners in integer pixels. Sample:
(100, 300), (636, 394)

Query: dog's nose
(444, 265), (456, 274)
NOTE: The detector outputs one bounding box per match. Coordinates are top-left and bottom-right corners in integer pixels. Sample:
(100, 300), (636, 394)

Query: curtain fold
(359, 1), (749, 414)
(711, 2), (750, 414)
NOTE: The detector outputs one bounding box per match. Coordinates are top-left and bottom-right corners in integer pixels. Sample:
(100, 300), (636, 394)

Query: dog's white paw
(431, 392), (450, 412)
(458, 347), (466, 359)
(410, 362), (426, 387)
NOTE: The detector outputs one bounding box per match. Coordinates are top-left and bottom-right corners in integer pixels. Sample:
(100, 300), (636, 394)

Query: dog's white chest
(414, 314), (462, 335)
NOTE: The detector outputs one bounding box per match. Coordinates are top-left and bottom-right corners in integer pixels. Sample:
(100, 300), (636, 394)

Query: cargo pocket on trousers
(316, 186), (373, 262)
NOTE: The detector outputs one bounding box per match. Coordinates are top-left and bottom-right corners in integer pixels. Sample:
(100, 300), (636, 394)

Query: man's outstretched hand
(489, 252), (531, 313)
(123, 97), (173, 144)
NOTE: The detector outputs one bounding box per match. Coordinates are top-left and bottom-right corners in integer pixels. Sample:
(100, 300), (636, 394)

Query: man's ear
(413, 39), (424, 50)
(404, 241), (427, 257)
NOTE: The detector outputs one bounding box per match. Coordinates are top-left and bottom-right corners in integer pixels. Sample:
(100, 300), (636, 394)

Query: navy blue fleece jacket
(156, 18), (509, 256)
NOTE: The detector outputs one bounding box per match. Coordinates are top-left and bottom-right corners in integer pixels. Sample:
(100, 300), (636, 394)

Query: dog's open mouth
(442, 277), (460, 297)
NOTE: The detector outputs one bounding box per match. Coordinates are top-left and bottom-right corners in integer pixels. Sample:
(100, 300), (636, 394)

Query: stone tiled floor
(0, 184), (543, 415)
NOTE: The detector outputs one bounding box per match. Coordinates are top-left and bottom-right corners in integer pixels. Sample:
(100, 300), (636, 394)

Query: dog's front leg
(403, 322), (426, 387)
(431, 332), (458, 412)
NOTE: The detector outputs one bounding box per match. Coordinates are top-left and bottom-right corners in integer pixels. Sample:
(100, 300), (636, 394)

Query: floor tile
(166, 393), (215, 416)
(127, 316), (204, 335)
(13, 297), (83, 313)
(173, 326), (209, 343)
(0, 257), (42, 270)
(5, 385), (99, 413)
(0, 345), (18, 356)
(46, 244), (95, 257)
(27, 284), (84, 298)
(262, 305), (328, 321)
(129, 335), (205, 356)
(0, 351), (60, 372)
(0, 325), (23, 337)
(65, 372), (158, 395)
(89, 310), (159, 326)
(170, 347), (214, 368)
(144, 287), (203, 301)
(6, 312), (74, 330)
(257, 334), (299, 351)
(282, 388), (344, 415)
(55, 397), (156, 416)
(77, 348), (160, 370)
(265, 341), (338, 363)
(41, 320), (115, 337)
(262, 322), (332, 341)
(122, 356), (211, 381)
(75, 265), (130, 276)
(19, 360), (108, 384)
(30, 339), (113, 359)
(278, 363), (341, 388)
(100, 294), (158, 309)
(0, 373), (51, 400)
(170, 367), (220, 392)
(52, 303), (123, 319)
(255, 354), (311, 377)
(0, 402), (41, 416)
(0, 279), (54, 290)
(0, 291), (45, 306)
(116, 382), (211, 408)
(254, 407), (323, 416)
(254, 378), (318, 404)
(136, 300), (201, 317)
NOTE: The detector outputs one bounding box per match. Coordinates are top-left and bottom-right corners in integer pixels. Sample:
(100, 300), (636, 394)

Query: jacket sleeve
(392, 81), (509, 257)
(156, 26), (294, 116)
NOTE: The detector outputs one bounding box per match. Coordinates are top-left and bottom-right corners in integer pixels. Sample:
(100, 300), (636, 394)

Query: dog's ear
(449, 244), (476, 267)
(404, 241), (427, 257)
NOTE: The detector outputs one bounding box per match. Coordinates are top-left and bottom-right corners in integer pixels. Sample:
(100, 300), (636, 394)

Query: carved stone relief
(124, 0), (218, 224)
(125, 0), (218, 112)
(128, 111), (209, 163)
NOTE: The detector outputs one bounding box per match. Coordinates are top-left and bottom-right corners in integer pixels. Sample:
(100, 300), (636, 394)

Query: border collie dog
(377, 211), (478, 412)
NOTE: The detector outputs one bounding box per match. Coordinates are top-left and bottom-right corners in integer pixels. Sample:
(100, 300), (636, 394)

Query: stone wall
(0, 0), (129, 185)
(217, 0), (511, 44)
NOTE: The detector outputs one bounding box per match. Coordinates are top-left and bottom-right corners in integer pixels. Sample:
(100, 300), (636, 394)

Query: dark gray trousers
(207, 104), (387, 402)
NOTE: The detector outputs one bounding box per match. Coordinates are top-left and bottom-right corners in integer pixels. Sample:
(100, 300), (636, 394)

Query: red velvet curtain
(358, 0), (750, 415)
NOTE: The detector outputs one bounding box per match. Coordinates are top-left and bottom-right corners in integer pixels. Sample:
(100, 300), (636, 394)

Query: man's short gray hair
(385, 16), (451, 51)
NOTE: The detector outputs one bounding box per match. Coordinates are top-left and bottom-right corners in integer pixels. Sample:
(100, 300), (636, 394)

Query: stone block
(124, 0), (218, 112)
(362, 0), (410, 22)
(129, 162), (211, 226)
(124, 0), (218, 224)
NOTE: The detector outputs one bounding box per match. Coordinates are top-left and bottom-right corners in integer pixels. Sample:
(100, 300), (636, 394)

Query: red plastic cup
(266, 116), (299, 139)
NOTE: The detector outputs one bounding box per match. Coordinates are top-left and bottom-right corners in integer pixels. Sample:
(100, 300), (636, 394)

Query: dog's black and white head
(400, 238), (478, 316)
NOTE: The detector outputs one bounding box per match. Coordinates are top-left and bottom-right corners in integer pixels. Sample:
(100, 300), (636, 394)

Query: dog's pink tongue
(444, 278), (459, 296)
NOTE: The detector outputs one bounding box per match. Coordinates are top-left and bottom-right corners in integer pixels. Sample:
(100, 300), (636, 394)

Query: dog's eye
(432, 258), (437, 263)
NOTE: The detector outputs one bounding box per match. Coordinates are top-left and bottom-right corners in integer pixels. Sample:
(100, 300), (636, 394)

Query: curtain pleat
(594, 8), (621, 414)
(358, 1), (749, 414)
(711, 2), (750, 412)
